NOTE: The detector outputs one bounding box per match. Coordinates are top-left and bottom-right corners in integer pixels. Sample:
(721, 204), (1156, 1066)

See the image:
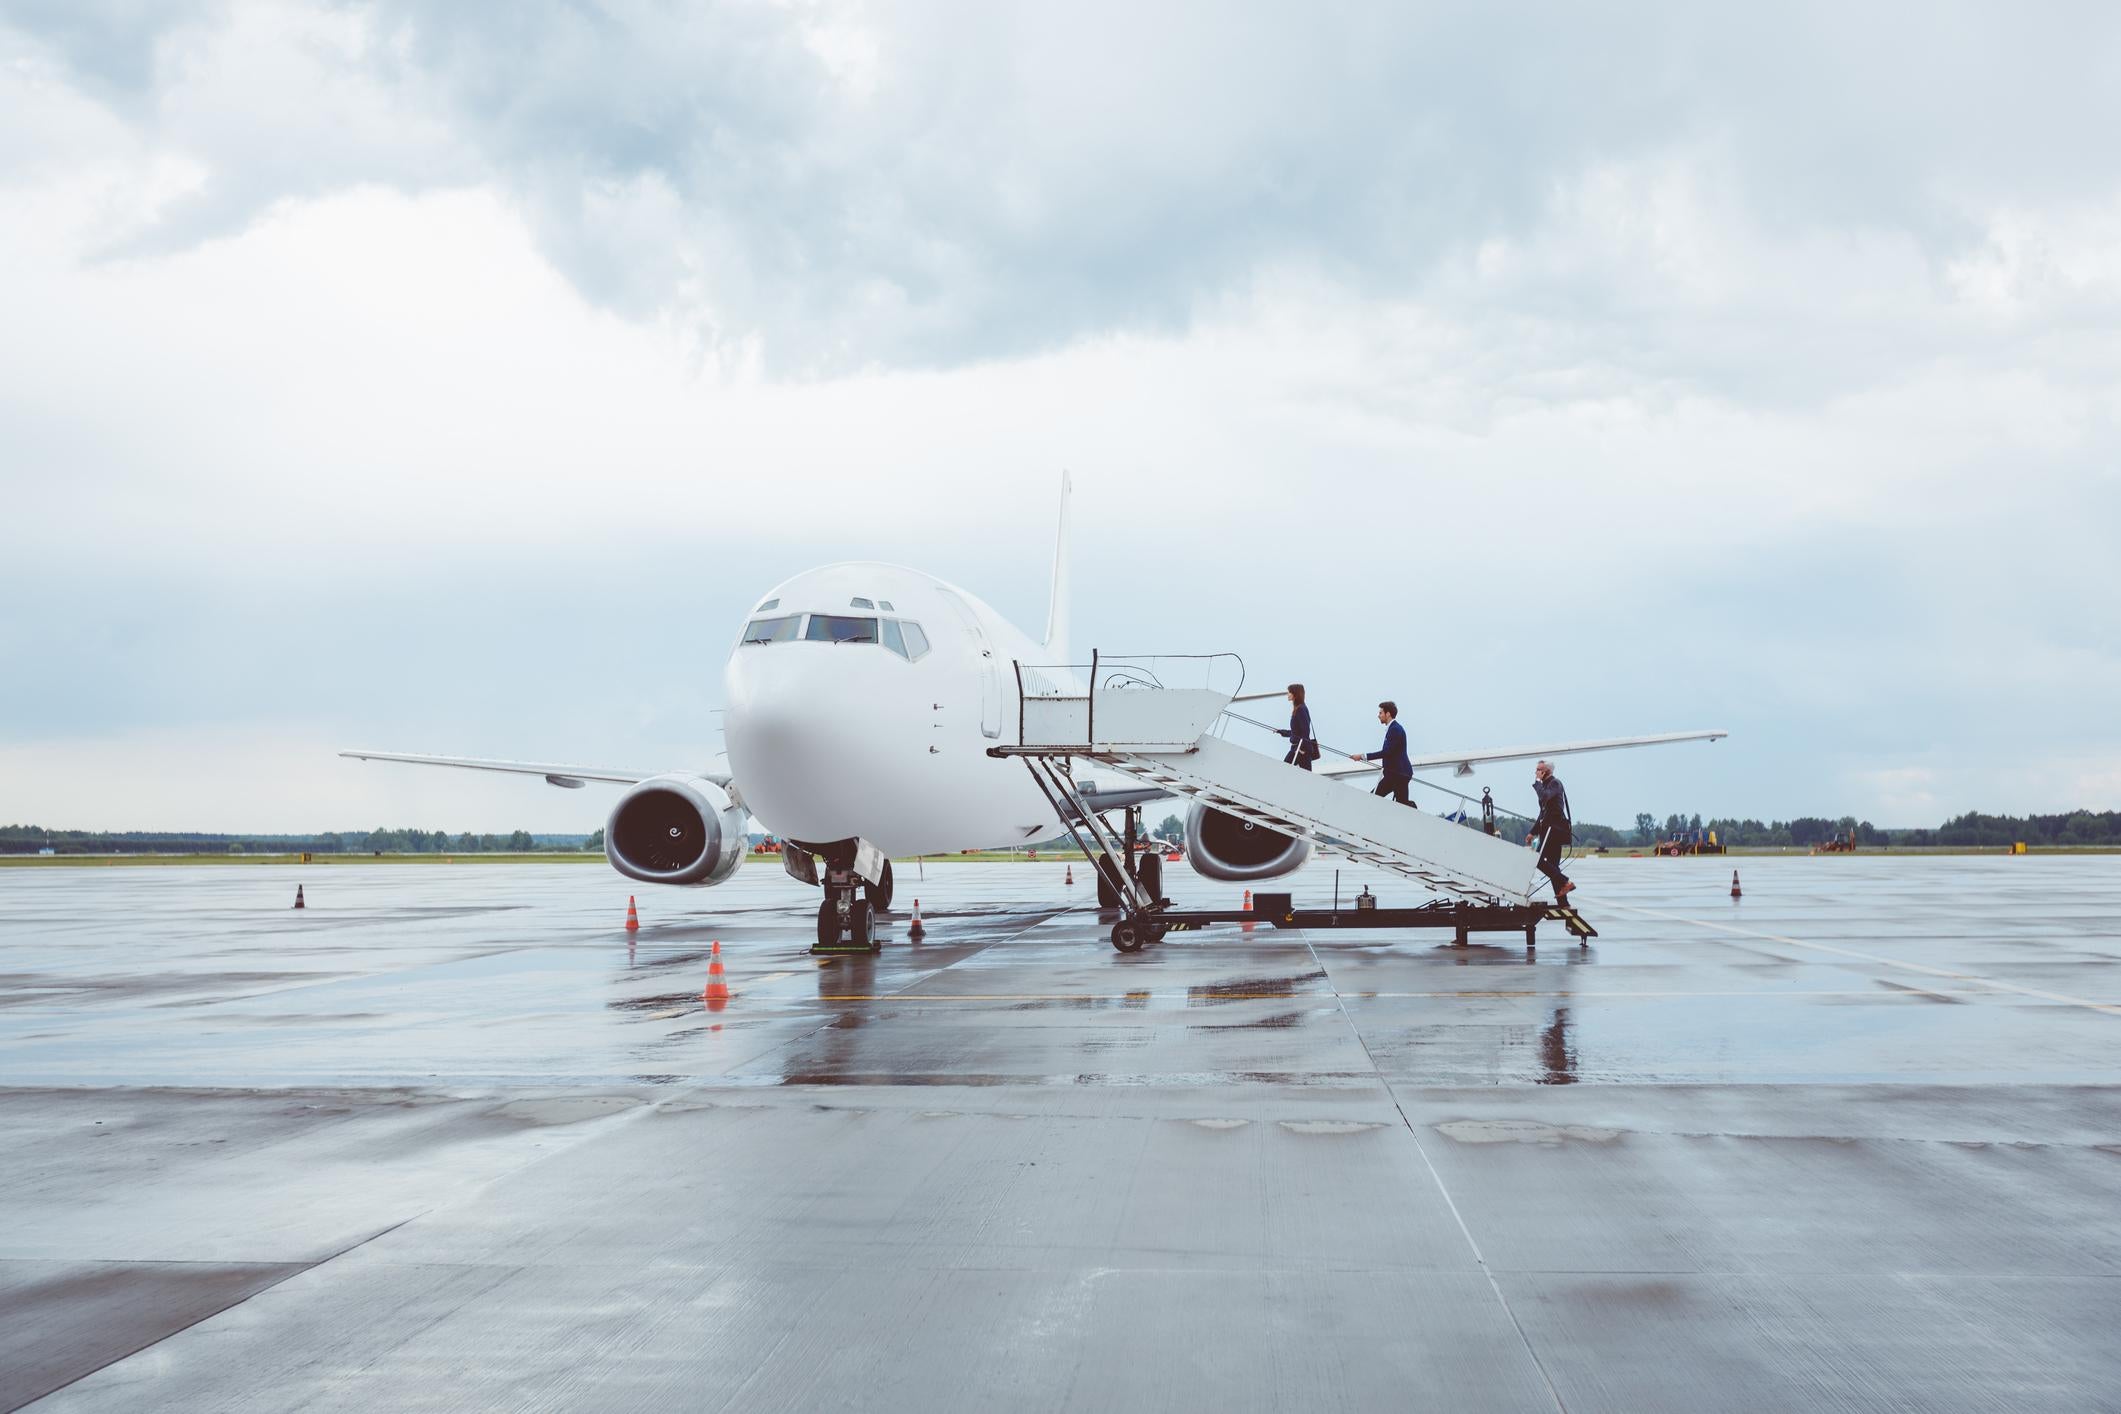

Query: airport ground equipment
(994, 654), (1594, 952)
(1654, 828), (1725, 856)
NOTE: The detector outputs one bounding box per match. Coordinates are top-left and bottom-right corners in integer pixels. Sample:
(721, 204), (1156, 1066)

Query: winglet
(1043, 470), (1071, 658)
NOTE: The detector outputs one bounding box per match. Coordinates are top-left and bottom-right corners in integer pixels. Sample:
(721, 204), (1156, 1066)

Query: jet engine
(1184, 801), (1312, 882)
(605, 774), (746, 886)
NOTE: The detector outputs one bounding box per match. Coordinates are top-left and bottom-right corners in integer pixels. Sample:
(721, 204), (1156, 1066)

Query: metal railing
(1220, 705), (1540, 835)
(1013, 651), (1246, 744)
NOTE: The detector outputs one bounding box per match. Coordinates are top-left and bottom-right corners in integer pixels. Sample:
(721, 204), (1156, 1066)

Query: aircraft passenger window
(878, 600), (894, 611)
(901, 622), (930, 659)
(881, 620), (908, 658)
(805, 614), (878, 644)
(741, 614), (802, 645)
(757, 598), (779, 611)
(850, 597), (875, 609)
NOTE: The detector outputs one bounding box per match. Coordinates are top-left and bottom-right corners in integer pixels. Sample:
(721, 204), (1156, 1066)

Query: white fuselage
(722, 561), (1065, 856)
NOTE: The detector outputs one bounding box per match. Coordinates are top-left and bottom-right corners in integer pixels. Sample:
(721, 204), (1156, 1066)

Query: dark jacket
(1279, 704), (1316, 760)
(1532, 775), (1573, 844)
(1365, 720), (1411, 779)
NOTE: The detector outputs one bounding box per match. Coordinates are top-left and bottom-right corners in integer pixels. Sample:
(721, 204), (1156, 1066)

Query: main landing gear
(1094, 807), (1163, 908)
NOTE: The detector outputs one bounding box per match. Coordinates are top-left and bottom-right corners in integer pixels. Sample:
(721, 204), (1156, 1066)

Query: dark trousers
(1374, 773), (1412, 806)
(1536, 831), (1569, 898)
(1283, 746), (1314, 771)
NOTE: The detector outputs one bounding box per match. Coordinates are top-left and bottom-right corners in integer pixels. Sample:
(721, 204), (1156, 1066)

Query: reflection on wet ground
(3, 855), (2119, 1410)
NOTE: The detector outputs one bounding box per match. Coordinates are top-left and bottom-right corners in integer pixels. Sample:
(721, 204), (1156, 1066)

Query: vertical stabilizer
(1043, 471), (1071, 658)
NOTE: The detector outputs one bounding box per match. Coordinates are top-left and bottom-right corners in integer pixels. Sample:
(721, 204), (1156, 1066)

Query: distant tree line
(1621, 810), (2121, 848)
(0, 825), (604, 856)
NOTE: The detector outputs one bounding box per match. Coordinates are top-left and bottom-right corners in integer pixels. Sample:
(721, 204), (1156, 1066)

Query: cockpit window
(901, 622), (931, 659)
(880, 619), (907, 658)
(878, 600), (894, 611)
(757, 598), (779, 611)
(806, 614), (878, 644)
(741, 614), (802, 645)
(850, 597), (875, 609)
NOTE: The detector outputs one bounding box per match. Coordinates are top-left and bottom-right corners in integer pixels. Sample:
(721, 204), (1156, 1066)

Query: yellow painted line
(796, 989), (1988, 1003)
(1605, 902), (2121, 1017)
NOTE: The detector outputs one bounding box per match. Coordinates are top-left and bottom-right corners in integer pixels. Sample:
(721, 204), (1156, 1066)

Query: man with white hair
(1525, 760), (1575, 904)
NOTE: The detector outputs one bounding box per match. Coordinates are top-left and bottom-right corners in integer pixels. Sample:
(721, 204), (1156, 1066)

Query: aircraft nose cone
(725, 646), (905, 844)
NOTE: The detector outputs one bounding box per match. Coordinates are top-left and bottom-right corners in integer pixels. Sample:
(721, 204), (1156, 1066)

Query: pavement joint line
(1297, 927), (1573, 1414)
(1604, 902), (2121, 1016)
(20, 1216), (421, 1405)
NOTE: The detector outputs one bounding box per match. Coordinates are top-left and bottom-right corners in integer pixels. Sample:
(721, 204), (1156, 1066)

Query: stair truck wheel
(1111, 919), (1147, 953)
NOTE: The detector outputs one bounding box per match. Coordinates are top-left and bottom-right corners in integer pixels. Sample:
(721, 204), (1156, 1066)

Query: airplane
(344, 476), (1724, 950)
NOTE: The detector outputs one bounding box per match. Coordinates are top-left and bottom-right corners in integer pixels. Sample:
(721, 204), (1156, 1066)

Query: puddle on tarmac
(1278, 1119), (1384, 1135)
(1436, 1117), (1622, 1145)
(492, 1096), (645, 1125)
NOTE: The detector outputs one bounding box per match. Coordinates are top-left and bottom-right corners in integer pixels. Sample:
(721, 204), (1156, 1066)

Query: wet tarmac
(2, 855), (2118, 1411)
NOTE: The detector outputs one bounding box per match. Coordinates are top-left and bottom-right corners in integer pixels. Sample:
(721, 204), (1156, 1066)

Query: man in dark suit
(1525, 759), (1575, 903)
(1350, 701), (1415, 807)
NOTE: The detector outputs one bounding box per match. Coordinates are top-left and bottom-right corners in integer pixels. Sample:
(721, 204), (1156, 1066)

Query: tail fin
(1043, 470), (1071, 658)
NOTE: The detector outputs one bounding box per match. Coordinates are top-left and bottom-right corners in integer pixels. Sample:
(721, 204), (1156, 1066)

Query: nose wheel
(816, 893), (878, 953)
(864, 859), (895, 913)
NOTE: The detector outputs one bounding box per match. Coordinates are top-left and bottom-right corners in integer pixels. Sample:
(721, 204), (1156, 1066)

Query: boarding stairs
(995, 658), (1547, 908)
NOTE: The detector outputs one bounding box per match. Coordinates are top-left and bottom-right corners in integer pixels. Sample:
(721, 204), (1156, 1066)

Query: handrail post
(1087, 648), (1098, 745)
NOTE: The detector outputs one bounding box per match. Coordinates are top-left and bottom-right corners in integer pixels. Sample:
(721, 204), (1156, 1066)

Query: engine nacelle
(605, 774), (746, 887)
(1184, 801), (1312, 882)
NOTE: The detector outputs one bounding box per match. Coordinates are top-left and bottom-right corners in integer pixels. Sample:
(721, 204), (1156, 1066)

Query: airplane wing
(339, 750), (729, 791)
(1318, 730), (1727, 778)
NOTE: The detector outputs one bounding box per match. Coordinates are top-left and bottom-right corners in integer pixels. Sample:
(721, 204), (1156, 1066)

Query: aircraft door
(937, 589), (1004, 739)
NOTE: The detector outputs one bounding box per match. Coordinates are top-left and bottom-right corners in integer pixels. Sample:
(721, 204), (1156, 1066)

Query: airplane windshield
(741, 614), (802, 645)
(806, 614), (878, 644)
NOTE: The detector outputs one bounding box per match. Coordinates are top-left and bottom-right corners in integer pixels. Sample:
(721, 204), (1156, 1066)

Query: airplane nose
(724, 645), (907, 843)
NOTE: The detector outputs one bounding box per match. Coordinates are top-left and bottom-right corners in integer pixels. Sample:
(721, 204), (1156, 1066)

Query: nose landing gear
(810, 839), (889, 954)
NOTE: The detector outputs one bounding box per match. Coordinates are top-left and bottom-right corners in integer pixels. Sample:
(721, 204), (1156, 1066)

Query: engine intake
(1184, 802), (1312, 882)
(606, 774), (746, 887)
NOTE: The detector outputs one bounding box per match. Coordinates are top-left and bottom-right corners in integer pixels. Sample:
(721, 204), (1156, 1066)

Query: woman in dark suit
(1279, 683), (1319, 770)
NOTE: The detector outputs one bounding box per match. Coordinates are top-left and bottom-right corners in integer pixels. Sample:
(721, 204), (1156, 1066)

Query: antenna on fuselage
(1043, 470), (1071, 658)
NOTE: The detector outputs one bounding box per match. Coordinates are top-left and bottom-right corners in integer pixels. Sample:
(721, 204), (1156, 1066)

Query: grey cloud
(13, 1), (2121, 372)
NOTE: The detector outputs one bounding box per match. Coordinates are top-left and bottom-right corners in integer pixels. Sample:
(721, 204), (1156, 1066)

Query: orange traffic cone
(1242, 887), (1254, 932)
(1730, 871), (1742, 899)
(703, 940), (729, 1011)
(1066, 865), (1075, 886)
(293, 885), (305, 910)
(625, 896), (640, 931)
(908, 898), (925, 940)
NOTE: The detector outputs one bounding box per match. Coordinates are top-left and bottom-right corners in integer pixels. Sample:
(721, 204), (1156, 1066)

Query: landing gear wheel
(865, 860), (895, 913)
(817, 899), (842, 950)
(1134, 850), (1163, 904)
(1111, 919), (1147, 953)
(1095, 857), (1125, 909)
(850, 899), (878, 953)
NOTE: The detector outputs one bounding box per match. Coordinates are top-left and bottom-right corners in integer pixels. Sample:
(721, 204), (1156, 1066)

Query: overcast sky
(2, 1), (2117, 834)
